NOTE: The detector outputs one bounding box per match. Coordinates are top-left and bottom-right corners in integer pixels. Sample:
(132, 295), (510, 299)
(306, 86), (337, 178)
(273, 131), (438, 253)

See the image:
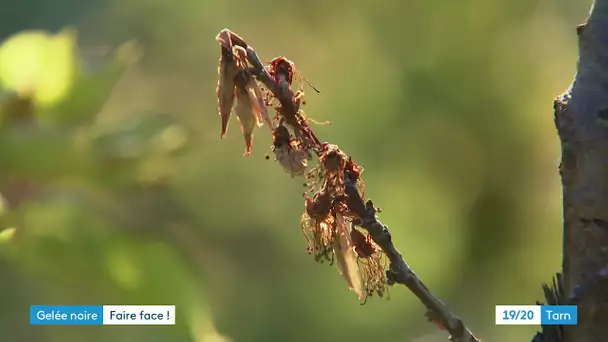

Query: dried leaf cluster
(216, 30), (271, 154)
(215, 30), (388, 302)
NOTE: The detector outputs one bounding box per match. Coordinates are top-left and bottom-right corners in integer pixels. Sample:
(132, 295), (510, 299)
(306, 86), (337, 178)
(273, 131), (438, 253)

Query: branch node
(576, 22), (588, 35)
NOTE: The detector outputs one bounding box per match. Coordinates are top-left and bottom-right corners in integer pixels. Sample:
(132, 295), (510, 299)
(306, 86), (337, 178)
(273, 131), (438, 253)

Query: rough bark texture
(555, 1), (608, 341)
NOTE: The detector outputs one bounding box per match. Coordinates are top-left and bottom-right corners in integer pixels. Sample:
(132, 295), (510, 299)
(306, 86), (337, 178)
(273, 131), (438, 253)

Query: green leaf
(0, 227), (16, 244)
(0, 29), (77, 107)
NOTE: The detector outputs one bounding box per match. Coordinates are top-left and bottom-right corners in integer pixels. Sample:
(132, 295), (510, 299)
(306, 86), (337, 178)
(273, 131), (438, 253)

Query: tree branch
(216, 29), (480, 342)
(551, 0), (608, 341)
(344, 176), (479, 342)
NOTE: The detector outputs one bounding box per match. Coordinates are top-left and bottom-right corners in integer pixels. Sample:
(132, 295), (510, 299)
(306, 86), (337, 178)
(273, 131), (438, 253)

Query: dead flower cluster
(215, 29), (388, 303)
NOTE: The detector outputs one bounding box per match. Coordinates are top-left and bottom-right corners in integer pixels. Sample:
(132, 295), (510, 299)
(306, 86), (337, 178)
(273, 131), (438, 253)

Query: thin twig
(344, 174), (480, 342)
(218, 28), (481, 342)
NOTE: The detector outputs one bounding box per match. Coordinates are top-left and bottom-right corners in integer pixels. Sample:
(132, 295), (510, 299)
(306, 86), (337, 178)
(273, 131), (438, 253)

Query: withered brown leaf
(251, 80), (272, 129)
(332, 213), (364, 300)
(234, 73), (259, 156)
(216, 30), (238, 138)
(229, 46), (275, 155)
(233, 46), (270, 129)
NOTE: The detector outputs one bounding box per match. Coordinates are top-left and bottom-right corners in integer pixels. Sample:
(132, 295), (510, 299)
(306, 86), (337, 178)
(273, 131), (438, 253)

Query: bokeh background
(0, 0), (591, 341)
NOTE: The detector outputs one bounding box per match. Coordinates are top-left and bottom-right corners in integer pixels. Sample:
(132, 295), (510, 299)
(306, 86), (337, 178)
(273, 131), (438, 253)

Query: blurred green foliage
(0, 0), (592, 341)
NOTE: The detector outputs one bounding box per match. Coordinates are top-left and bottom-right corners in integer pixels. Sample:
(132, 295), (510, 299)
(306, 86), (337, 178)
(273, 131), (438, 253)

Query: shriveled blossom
(307, 145), (366, 204)
(301, 188), (333, 262)
(268, 56), (295, 86)
(318, 144), (348, 197)
(350, 227), (389, 302)
(298, 144), (385, 301)
(304, 164), (325, 194)
(271, 123), (311, 177)
(300, 146), (350, 261)
(268, 56), (320, 95)
(265, 56), (322, 150)
(301, 187), (365, 300)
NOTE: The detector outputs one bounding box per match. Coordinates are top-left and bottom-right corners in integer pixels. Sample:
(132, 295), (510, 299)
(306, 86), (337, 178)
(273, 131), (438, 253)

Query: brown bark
(554, 1), (608, 341)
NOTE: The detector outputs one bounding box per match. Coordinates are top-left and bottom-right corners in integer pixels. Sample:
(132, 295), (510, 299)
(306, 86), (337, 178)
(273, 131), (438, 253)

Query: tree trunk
(555, 1), (608, 341)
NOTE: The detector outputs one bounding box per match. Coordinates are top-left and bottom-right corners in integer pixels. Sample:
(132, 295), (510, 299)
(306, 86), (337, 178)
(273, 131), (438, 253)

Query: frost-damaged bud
(350, 228), (389, 304)
(268, 56), (295, 86)
(320, 144), (348, 171)
(272, 124), (311, 177)
(345, 157), (365, 199)
(269, 55), (320, 94)
(266, 56), (311, 141)
(215, 30), (238, 138)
